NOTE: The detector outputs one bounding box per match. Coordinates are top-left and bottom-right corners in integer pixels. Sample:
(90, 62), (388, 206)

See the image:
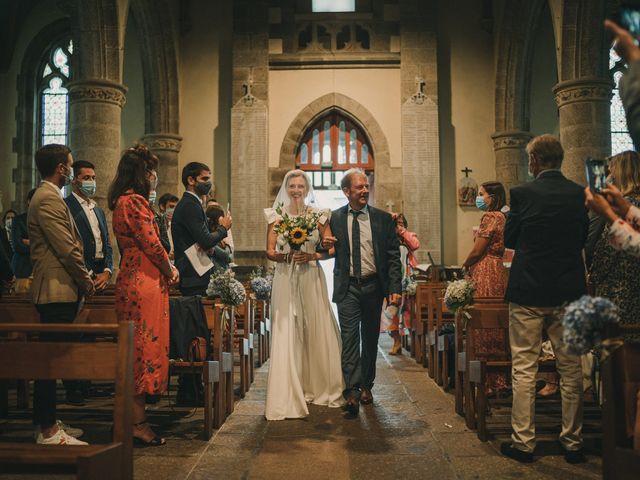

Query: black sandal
(133, 421), (166, 447)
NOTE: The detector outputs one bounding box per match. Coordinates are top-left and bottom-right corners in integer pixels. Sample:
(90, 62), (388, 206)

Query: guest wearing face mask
(63, 160), (115, 404)
(65, 161), (113, 291)
(172, 162), (232, 297)
(462, 181), (509, 397)
(158, 193), (178, 257)
(147, 172), (171, 255)
(2, 209), (16, 255)
(11, 189), (36, 294)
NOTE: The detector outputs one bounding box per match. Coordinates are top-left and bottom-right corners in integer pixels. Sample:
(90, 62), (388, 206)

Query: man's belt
(349, 274), (377, 285)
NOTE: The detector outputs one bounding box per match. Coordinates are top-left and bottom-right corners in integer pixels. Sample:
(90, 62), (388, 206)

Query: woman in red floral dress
(108, 145), (179, 446)
(463, 181), (508, 394)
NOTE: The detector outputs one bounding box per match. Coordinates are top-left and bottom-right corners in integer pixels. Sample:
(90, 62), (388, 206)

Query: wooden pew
(233, 299), (253, 398)
(602, 341), (640, 480)
(433, 291), (455, 387)
(0, 322), (134, 480)
(253, 300), (269, 365)
(424, 283), (446, 375)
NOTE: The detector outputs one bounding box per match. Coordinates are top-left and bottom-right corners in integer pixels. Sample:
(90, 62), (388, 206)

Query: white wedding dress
(264, 207), (345, 420)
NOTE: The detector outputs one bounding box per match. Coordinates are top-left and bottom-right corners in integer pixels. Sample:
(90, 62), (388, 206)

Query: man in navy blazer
(171, 162), (232, 296)
(65, 160), (113, 290)
(501, 135), (588, 465)
(325, 169), (402, 417)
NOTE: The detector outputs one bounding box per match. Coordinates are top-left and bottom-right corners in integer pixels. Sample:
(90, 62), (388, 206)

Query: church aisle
(164, 336), (601, 480)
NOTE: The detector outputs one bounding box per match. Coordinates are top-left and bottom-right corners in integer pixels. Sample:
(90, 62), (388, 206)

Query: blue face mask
(79, 180), (96, 197)
(475, 195), (488, 211)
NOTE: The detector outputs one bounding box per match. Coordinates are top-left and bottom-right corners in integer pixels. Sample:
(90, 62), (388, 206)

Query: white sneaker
(36, 428), (89, 445)
(34, 420), (84, 439)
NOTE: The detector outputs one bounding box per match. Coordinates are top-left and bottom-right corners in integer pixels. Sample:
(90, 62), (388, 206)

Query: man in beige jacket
(29, 144), (95, 445)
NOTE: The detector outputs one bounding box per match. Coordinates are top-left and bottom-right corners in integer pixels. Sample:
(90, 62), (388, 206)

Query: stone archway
(130, 0), (182, 196)
(274, 92), (397, 210)
(492, 0), (545, 192)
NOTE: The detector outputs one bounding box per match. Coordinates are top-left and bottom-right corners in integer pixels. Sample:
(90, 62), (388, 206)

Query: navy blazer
(10, 213), (32, 278)
(329, 204), (402, 303)
(504, 170), (588, 307)
(64, 194), (113, 274)
(171, 192), (228, 292)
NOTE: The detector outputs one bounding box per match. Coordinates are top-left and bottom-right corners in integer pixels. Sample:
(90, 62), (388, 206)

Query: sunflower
(290, 227), (308, 245)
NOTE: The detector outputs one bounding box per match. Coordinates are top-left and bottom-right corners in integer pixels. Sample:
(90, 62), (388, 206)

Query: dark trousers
(177, 284), (205, 398)
(337, 279), (384, 400)
(34, 302), (78, 427)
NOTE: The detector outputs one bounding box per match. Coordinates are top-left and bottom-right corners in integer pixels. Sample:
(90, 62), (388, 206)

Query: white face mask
(149, 190), (157, 204)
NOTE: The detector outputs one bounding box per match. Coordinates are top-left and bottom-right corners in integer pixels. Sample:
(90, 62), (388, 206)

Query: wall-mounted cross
(461, 167), (473, 178)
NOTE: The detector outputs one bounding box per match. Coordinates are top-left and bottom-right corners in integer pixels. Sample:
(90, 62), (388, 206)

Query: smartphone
(585, 158), (609, 194)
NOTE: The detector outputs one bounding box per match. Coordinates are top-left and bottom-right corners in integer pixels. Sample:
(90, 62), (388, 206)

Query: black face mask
(195, 181), (212, 196)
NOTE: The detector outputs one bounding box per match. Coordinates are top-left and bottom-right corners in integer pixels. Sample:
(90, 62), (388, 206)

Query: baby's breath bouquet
(206, 269), (247, 306)
(402, 276), (418, 297)
(562, 295), (619, 355)
(250, 267), (273, 301)
(273, 203), (322, 251)
(444, 279), (475, 313)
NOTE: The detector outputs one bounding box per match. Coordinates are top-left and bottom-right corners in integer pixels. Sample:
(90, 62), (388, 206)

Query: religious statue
(458, 167), (478, 207)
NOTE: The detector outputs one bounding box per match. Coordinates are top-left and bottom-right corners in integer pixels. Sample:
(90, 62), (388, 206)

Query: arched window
(39, 39), (72, 147)
(296, 110), (373, 189)
(610, 48), (634, 154)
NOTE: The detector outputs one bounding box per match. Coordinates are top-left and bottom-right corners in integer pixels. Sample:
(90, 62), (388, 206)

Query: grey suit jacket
(329, 204), (402, 303)
(28, 182), (93, 305)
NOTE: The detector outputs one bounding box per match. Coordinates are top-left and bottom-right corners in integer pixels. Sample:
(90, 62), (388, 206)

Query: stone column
(491, 130), (532, 194)
(141, 133), (183, 197)
(553, 77), (613, 184)
(68, 78), (127, 207)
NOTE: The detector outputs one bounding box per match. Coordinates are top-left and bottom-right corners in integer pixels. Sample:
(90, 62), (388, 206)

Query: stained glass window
(295, 111), (374, 190)
(39, 38), (72, 147)
(312, 0), (355, 13)
(610, 48), (635, 154)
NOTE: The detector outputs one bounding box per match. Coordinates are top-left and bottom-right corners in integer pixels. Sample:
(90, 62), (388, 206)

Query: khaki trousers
(509, 303), (583, 453)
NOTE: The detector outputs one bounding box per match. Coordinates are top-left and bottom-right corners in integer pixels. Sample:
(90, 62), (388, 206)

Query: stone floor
(1, 337), (603, 479)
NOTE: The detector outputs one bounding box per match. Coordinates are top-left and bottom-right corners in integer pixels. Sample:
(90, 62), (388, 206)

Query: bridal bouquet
(250, 267), (273, 301)
(444, 279), (475, 313)
(562, 295), (619, 355)
(206, 268), (247, 306)
(273, 203), (322, 251)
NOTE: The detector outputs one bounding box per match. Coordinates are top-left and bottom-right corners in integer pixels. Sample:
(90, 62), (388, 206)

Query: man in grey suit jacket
(325, 169), (402, 417)
(29, 144), (95, 445)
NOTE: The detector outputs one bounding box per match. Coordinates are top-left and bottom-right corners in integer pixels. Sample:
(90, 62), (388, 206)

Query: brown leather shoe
(360, 388), (373, 405)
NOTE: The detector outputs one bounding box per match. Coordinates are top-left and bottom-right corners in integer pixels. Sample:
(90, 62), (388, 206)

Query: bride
(264, 169), (344, 420)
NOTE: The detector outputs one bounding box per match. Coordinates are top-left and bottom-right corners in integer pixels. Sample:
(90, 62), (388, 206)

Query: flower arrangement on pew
(444, 279), (475, 314)
(562, 295), (619, 355)
(273, 203), (322, 251)
(250, 267), (273, 301)
(207, 269), (247, 331)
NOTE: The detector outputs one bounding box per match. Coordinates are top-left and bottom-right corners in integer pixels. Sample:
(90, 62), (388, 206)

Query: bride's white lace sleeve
(264, 208), (278, 225)
(317, 208), (332, 225)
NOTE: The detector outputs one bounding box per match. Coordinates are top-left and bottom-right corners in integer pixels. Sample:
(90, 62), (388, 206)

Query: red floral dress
(113, 193), (170, 395)
(470, 211), (509, 392)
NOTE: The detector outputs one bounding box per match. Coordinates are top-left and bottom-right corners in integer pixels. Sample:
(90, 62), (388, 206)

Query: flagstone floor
(1, 336), (603, 480)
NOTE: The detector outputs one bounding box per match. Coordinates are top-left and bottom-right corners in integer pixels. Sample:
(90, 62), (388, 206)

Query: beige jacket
(28, 181), (93, 304)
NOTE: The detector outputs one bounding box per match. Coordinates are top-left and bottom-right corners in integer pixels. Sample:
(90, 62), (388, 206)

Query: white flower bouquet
(562, 295), (619, 355)
(443, 279), (475, 313)
(273, 203), (321, 251)
(206, 269), (247, 306)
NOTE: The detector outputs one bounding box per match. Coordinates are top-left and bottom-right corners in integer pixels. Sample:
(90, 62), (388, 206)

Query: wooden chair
(0, 322), (134, 480)
(602, 341), (640, 480)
